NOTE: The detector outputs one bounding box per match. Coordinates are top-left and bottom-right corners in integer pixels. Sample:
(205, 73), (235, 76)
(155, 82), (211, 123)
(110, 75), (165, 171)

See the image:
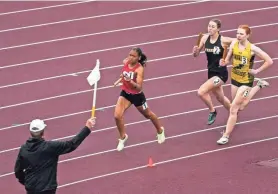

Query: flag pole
(91, 80), (97, 117)
(87, 59), (101, 118)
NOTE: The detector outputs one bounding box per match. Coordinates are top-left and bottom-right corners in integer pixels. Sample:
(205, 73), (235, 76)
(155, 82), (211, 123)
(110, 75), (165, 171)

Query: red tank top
(121, 62), (141, 94)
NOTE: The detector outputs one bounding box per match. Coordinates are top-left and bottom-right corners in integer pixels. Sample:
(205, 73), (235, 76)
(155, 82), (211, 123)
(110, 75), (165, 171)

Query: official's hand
(86, 117), (96, 130)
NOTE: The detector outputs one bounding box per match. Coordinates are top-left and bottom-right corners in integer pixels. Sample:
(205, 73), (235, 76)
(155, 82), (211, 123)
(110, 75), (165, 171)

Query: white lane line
(0, 1), (95, 16)
(0, 22), (277, 89)
(0, 172), (14, 178)
(1, 3), (276, 51)
(0, 92), (277, 158)
(0, 19), (277, 70)
(0, 1), (209, 33)
(60, 135), (278, 188)
(0, 53), (277, 111)
(1, 112), (278, 179)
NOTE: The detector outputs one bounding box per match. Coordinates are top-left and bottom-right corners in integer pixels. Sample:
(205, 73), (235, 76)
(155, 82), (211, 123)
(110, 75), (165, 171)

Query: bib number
(241, 56), (248, 65)
(243, 90), (249, 98)
(123, 71), (135, 80)
(213, 46), (220, 55)
(236, 56), (248, 70)
(213, 77), (221, 86)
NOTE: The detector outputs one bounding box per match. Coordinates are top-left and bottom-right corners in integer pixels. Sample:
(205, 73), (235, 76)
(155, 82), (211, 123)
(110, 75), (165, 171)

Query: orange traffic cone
(148, 157), (155, 167)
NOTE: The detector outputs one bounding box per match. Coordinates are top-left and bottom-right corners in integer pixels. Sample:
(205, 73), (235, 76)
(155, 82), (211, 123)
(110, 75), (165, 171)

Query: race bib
(123, 71), (135, 80)
(241, 56), (248, 65)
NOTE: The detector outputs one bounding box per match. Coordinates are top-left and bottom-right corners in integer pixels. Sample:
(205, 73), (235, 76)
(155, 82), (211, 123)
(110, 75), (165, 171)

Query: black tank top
(204, 35), (227, 71)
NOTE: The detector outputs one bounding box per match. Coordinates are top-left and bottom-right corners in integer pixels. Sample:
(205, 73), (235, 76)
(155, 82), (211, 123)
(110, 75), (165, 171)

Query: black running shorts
(231, 79), (253, 87)
(208, 69), (228, 83)
(120, 90), (147, 108)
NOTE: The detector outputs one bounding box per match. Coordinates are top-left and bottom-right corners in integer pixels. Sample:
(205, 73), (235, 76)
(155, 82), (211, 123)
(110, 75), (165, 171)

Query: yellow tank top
(231, 41), (255, 83)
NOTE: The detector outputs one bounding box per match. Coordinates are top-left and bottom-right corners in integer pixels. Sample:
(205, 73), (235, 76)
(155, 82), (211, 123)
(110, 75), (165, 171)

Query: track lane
(57, 116), (278, 186)
(58, 139), (278, 194)
(0, 79), (277, 176)
(0, 43), (276, 137)
(0, 50), (277, 136)
(0, 2), (277, 192)
(0, 27), (277, 107)
(0, 53), (277, 138)
(0, 1), (213, 46)
(0, 5), (277, 69)
(0, 1), (198, 31)
(2, 112), (278, 193)
(0, 1), (69, 14)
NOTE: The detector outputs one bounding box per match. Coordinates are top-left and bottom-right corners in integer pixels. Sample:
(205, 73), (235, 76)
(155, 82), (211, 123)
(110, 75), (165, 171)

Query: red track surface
(0, 1), (278, 194)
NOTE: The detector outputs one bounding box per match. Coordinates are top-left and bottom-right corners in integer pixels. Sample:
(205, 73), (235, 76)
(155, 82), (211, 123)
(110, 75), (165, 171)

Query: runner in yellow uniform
(217, 25), (273, 145)
(231, 41), (255, 88)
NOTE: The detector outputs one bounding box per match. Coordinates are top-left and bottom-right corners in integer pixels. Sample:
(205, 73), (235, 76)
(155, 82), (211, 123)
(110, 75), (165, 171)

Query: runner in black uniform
(193, 19), (235, 125)
(205, 35), (228, 84)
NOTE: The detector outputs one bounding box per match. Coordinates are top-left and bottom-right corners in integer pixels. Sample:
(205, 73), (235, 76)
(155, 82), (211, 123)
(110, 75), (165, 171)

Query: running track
(0, 1), (278, 193)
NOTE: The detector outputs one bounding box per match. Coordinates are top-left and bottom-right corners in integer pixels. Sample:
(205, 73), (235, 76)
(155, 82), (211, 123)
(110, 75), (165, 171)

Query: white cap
(29, 119), (47, 132)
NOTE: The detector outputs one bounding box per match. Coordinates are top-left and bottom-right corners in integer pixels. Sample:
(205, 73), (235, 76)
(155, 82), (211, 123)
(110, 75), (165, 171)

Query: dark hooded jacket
(14, 126), (91, 192)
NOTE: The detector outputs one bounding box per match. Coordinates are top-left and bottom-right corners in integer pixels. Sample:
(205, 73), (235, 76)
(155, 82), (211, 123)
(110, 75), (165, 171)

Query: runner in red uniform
(113, 47), (166, 151)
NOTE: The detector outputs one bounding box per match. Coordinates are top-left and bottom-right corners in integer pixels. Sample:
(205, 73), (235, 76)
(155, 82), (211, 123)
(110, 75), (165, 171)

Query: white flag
(87, 59), (101, 86)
